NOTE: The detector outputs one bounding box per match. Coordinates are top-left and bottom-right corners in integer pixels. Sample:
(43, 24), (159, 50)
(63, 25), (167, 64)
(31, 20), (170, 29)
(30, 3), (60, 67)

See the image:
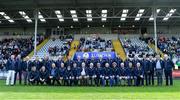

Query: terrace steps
(112, 40), (126, 61)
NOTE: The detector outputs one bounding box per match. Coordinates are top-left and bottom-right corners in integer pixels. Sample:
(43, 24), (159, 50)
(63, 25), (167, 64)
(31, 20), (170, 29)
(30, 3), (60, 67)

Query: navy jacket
(59, 67), (66, 77)
(87, 67), (96, 76)
(112, 66), (120, 76)
(148, 60), (155, 72)
(39, 70), (49, 80)
(141, 59), (150, 73)
(95, 67), (104, 77)
(22, 61), (33, 71)
(28, 70), (39, 80)
(72, 67), (81, 76)
(55, 60), (64, 68)
(43, 60), (52, 71)
(104, 67), (113, 76)
(134, 67), (144, 77)
(15, 59), (23, 71)
(164, 59), (174, 72)
(6, 59), (16, 70)
(64, 68), (73, 78)
(120, 67), (129, 76)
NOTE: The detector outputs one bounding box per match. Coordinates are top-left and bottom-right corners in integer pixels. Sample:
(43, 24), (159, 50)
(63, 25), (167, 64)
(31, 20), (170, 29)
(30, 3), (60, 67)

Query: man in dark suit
(87, 63), (96, 86)
(155, 54), (164, 86)
(28, 66), (39, 85)
(148, 55), (155, 85)
(164, 54), (174, 86)
(95, 62), (104, 86)
(134, 62), (144, 86)
(14, 55), (23, 85)
(141, 55), (150, 86)
(38, 66), (49, 85)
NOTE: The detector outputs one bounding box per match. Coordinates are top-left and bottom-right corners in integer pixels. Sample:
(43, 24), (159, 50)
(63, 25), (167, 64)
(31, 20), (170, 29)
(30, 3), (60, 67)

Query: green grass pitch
(0, 80), (180, 100)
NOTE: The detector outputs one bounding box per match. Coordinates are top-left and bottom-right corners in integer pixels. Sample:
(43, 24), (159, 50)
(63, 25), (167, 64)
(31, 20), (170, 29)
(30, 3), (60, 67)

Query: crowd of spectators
(120, 37), (154, 59)
(0, 35), (44, 70)
(77, 36), (113, 52)
(48, 35), (73, 56)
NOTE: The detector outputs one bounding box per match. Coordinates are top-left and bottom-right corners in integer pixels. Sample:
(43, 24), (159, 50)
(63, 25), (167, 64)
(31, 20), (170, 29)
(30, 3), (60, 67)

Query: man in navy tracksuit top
(155, 55), (164, 86)
(95, 62), (104, 86)
(43, 56), (52, 72)
(66, 56), (73, 68)
(127, 62), (136, 86)
(6, 55), (16, 85)
(64, 65), (73, 86)
(28, 66), (39, 85)
(134, 63), (144, 86)
(141, 55), (150, 86)
(55, 56), (64, 69)
(148, 55), (155, 85)
(112, 62), (120, 86)
(59, 62), (66, 85)
(102, 63), (114, 86)
(97, 56), (106, 68)
(164, 54), (174, 86)
(119, 62), (129, 86)
(14, 55), (23, 85)
(32, 57), (41, 71)
(49, 63), (60, 85)
(87, 63), (96, 86)
(38, 66), (49, 85)
(72, 62), (81, 86)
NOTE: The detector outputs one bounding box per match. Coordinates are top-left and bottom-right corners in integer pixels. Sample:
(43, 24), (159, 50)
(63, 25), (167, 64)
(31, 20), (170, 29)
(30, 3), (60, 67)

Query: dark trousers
(23, 71), (28, 85)
(149, 71), (154, 85)
(136, 76), (144, 86)
(48, 77), (60, 85)
(145, 72), (151, 86)
(88, 76), (95, 86)
(28, 79), (38, 85)
(95, 77), (101, 86)
(14, 70), (22, 85)
(165, 70), (173, 86)
(156, 69), (163, 86)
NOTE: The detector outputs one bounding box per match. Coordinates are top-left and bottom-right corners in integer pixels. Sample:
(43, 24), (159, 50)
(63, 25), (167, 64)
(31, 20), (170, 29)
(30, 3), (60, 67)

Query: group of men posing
(5, 54), (174, 86)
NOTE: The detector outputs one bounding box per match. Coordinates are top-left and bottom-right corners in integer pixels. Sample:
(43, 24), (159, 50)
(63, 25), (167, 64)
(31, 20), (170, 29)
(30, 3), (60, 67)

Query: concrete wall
(80, 27), (111, 34)
(74, 34), (118, 40)
(0, 27), (46, 35)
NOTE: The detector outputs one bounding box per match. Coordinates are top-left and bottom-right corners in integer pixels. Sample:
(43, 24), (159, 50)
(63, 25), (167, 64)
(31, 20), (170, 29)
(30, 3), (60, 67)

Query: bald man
(164, 54), (174, 86)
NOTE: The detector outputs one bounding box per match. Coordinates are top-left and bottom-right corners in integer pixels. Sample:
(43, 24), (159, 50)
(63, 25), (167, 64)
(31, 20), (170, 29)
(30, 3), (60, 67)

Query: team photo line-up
(5, 53), (174, 87)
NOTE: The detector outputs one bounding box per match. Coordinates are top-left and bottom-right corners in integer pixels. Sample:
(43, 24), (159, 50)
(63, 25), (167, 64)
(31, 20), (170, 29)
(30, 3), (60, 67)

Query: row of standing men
(5, 54), (174, 86)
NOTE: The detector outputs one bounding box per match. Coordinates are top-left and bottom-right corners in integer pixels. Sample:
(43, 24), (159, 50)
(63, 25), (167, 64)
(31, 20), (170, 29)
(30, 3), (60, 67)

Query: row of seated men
(5, 54), (174, 86)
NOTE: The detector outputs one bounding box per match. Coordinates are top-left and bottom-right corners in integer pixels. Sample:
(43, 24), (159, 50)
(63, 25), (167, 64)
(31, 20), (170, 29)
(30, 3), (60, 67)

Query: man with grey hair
(164, 54), (174, 86)
(155, 54), (164, 86)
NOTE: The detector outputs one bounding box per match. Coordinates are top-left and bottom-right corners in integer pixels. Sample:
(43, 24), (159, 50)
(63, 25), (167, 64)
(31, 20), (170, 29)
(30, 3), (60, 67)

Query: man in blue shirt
(155, 54), (164, 86)
(49, 63), (60, 85)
